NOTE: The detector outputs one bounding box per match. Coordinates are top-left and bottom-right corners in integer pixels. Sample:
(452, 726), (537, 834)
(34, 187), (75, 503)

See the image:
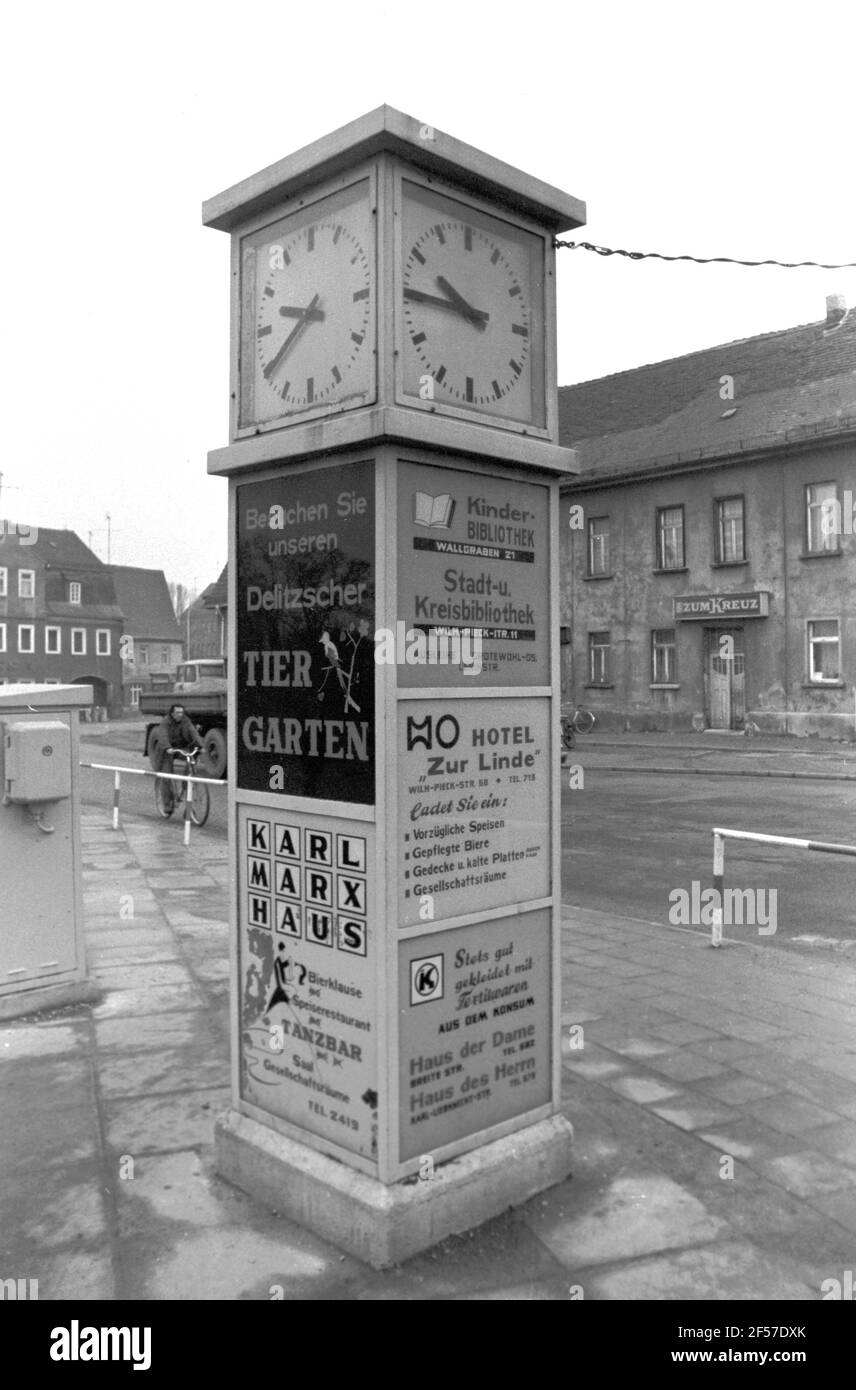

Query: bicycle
(154, 747), (210, 827)
(560, 702), (596, 750)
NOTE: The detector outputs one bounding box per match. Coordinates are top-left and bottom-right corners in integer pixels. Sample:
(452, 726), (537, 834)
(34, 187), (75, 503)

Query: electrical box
(3, 720), (72, 803)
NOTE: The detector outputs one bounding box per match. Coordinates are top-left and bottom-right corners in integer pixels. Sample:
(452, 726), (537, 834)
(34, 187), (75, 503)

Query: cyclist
(153, 704), (205, 807)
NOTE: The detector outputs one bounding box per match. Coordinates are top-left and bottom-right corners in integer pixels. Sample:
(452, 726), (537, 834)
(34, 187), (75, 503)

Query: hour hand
(435, 276), (488, 329)
(278, 305), (325, 321)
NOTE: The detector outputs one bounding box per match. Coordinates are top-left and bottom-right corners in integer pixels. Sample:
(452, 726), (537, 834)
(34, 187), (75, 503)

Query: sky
(2, 0), (854, 599)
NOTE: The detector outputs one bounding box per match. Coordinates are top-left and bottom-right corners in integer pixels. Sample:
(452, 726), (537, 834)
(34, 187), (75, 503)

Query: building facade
(107, 565), (183, 708)
(559, 297), (856, 739)
(0, 527), (123, 713)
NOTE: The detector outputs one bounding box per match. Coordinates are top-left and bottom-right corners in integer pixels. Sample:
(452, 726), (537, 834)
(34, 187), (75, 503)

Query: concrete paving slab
(93, 984), (205, 1018)
(103, 1087), (231, 1154)
(526, 1173), (727, 1267)
(98, 1047), (228, 1100)
(587, 1240), (818, 1301)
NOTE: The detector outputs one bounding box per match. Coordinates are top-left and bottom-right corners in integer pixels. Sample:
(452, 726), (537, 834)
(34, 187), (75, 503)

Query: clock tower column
(204, 107), (586, 1267)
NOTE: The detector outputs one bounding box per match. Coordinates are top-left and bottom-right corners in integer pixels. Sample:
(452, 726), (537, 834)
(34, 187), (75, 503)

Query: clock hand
(263, 293), (321, 380)
(435, 276), (489, 330)
(278, 305), (326, 321)
(403, 285), (489, 326)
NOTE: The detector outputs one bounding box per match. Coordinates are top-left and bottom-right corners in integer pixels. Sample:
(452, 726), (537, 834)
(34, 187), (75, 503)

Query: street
(563, 760), (856, 947)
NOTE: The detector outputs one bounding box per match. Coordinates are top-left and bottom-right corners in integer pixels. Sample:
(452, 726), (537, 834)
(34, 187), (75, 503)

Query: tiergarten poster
(235, 461), (375, 802)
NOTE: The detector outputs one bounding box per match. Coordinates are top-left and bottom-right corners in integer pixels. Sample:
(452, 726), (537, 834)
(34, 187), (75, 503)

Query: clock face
(399, 182), (546, 428)
(238, 182), (375, 431)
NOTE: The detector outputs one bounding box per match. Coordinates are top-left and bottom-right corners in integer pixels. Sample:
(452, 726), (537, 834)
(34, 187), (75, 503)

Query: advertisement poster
(399, 912), (551, 1161)
(398, 698), (551, 927)
(237, 805), (378, 1161)
(397, 460), (550, 687)
(235, 461), (375, 802)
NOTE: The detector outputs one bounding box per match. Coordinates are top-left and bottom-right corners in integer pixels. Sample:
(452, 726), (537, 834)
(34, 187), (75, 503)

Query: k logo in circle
(411, 954), (443, 1005)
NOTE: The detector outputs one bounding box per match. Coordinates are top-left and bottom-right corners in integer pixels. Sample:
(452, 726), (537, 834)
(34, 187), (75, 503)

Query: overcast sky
(2, 1), (854, 598)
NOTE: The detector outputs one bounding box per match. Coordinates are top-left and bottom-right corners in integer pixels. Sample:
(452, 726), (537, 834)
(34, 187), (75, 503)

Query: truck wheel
(148, 727), (170, 771)
(202, 728), (227, 779)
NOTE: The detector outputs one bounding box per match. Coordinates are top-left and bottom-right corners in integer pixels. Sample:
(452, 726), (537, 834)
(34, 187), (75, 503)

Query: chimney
(825, 293), (846, 329)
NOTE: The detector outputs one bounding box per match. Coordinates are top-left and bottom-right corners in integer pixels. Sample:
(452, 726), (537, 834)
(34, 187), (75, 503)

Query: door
(704, 628), (745, 729)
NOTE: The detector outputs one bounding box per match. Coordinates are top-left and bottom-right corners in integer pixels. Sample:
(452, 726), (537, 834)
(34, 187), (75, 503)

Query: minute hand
(435, 276), (489, 330)
(403, 287), (489, 325)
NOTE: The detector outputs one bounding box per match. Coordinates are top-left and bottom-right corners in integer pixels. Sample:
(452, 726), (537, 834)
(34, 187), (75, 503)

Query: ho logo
(406, 714), (459, 752)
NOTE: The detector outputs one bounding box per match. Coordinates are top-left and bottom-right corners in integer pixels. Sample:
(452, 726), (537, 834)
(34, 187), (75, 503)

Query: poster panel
(399, 911), (551, 1161)
(396, 459), (550, 687)
(235, 461), (375, 802)
(398, 698), (550, 927)
(237, 804), (378, 1162)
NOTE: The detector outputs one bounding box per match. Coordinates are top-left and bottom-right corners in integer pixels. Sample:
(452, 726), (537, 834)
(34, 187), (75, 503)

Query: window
(588, 631), (611, 685)
(18, 569), (35, 598)
(138, 644), (149, 666)
(656, 506), (685, 569)
(71, 628), (86, 655)
(808, 620), (840, 683)
(0, 623), (5, 652)
(69, 581), (82, 604)
(715, 497), (745, 563)
(96, 629), (111, 656)
(161, 645), (169, 664)
(45, 626), (61, 654)
(652, 629), (677, 684)
(805, 483), (838, 553)
(129, 684), (142, 707)
(0, 567), (6, 597)
(586, 516), (611, 576)
(18, 625), (34, 653)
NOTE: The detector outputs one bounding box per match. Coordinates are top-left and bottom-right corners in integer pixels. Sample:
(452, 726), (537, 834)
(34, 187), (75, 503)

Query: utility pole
(105, 512), (112, 564)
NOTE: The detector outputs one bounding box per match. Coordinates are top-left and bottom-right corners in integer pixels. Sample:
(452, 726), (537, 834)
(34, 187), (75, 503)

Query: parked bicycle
(154, 747), (210, 827)
(560, 702), (596, 750)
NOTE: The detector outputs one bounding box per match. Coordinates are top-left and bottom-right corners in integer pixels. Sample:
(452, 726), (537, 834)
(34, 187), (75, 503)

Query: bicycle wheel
(189, 782), (210, 827)
(154, 775), (175, 818)
(560, 718), (576, 751)
(573, 705), (596, 734)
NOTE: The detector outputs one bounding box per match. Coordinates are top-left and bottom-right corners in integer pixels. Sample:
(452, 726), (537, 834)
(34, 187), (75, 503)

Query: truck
(140, 658), (228, 778)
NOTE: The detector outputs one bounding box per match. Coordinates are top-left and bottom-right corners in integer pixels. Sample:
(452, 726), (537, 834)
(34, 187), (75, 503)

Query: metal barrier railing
(711, 825), (856, 947)
(80, 761), (226, 845)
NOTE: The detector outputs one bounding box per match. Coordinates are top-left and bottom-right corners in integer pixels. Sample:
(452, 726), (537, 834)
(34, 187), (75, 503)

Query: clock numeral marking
(434, 225), (446, 244)
(306, 377), (314, 404)
(509, 359), (522, 376)
(332, 225), (342, 245)
(492, 379), (502, 400)
(353, 288), (369, 301)
(282, 249), (291, 267)
(411, 248), (426, 265)
(351, 332), (365, 346)
(465, 377), (474, 403)
(464, 226), (472, 251)
(509, 285), (521, 297)
(412, 331), (426, 345)
(264, 286), (275, 298)
(490, 248), (501, 265)
(307, 227), (315, 252)
(281, 380), (291, 399)
(512, 324), (529, 337)
(257, 325), (273, 338)
(435, 365), (447, 385)
(332, 365), (342, 384)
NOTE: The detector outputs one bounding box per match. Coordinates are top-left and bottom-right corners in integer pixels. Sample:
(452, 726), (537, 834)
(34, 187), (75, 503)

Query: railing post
(112, 770), (121, 831)
(183, 776), (193, 846)
(712, 830), (724, 948)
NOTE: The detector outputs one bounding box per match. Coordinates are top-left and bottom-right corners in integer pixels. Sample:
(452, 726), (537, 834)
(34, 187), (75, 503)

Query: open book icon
(413, 491), (456, 529)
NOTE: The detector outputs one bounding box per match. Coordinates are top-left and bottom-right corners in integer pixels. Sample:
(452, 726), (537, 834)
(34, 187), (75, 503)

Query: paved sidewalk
(1, 811), (854, 1299)
(567, 730), (856, 781)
